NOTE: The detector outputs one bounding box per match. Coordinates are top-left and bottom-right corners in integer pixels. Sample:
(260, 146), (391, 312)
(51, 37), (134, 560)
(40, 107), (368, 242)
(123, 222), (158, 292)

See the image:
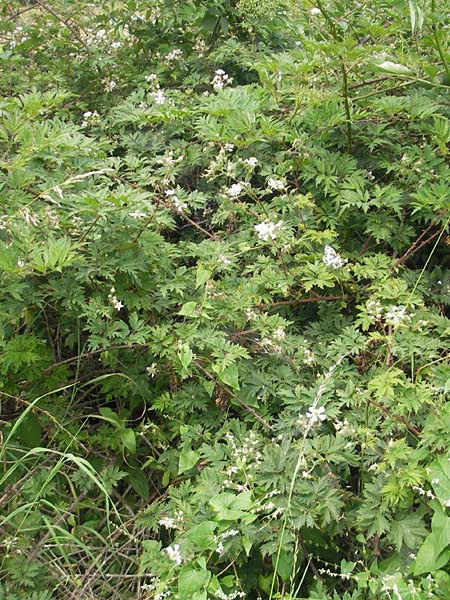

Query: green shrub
(0, 0), (449, 598)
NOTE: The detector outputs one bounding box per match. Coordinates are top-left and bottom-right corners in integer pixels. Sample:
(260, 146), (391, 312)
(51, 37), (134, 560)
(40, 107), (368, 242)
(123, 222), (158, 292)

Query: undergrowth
(0, 0), (450, 598)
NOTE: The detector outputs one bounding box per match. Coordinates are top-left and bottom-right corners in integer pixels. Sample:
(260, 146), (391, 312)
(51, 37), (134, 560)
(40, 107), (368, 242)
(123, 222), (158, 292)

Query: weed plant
(0, 0), (450, 598)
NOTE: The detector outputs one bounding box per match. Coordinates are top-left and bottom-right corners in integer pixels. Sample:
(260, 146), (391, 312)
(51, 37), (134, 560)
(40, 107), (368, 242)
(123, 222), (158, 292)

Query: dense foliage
(1, 0), (450, 598)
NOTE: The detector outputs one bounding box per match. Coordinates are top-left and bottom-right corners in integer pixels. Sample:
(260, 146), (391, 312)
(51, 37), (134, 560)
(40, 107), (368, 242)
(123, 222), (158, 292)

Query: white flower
(165, 189), (187, 213)
(303, 348), (315, 365)
(193, 39), (206, 56)
(310, 7), (321, 15)
(267, 177), (285, 191)
(129, 210), (147, 219)
(17, 259), (25, 268)
(218, 254), (232, 265)
(226, 183), (243, 197)
(385, 305), (410, 327)
(151, 89), (166, 105)
(165, 544), (182, 565)
(322, 244), (345, 269)
(273, 327), (286, 341)
(165, 48), (182, 61)
(104, 79), (117, 92)
(244, 157), (258, 167)
(306, 405), (327, 424)
(159, 516), (176, 529)
(108, 287), (124, 311)
(146, 363), (158, 378)
(111, 298), (123, 311)
(254, 220), (284, 241)
(211, 69), (232, 91)
(111, 41), (121, 48)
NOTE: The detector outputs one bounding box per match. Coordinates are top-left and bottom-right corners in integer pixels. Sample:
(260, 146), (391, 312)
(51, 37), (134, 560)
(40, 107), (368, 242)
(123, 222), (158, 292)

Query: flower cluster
(223, 431), (262, 487)
(108, 287), (124, 311)
(385, 305), (411, 327)
(254, 220), (284, 241)
(322, 244), (346, 269)
(211, 69), (232, 91)
(306, 405), (327, 425)
(226, 182), (245, 198)
(81, 110), (100, 127)
(214, 529), (239, 554)
(244, 156), (258, 168)
(165, 48), (182, 62)
(267, 177), (285, 191)
(164, 543), (182, 565)
(159, 515), (176, 529)
(165, 189), (187, 213)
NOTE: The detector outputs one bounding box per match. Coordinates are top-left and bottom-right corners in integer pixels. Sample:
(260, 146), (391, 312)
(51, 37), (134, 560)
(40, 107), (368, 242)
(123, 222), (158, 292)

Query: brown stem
(395, 209), (448, 266)
(33, 0), (92, 56)
(256, 294), (344, 309)
(194, 361), (273, 431)
(368, 398), (420, 436)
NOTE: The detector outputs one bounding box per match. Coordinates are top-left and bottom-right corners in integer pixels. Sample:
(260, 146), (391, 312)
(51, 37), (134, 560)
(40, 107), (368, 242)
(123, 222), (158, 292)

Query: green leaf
(274, 550), (294, 582)
(217, 364), (239, 390)
(185, 521), (217, 551)
(414, 534), (450, 575)
(178, 567), (210, 599)
(414, 504), (450, 574)
(196, 265), (212, 288)
(17, 413), (41, 448)
(179, 302), (198, 317)
(209, 491), (252, 520)
(127, 467), (149, 500)
(203, 380), (215, 397)
(178, 447), (200, 474)
(178, 342), (194, 369)
(121, 429), (136, 454)
(429, 457), (450, 509)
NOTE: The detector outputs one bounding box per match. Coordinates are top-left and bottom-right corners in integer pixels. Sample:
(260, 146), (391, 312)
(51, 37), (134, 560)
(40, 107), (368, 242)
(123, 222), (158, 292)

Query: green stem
(340, 59), (353, 153)
(431, 0), (450, 80)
